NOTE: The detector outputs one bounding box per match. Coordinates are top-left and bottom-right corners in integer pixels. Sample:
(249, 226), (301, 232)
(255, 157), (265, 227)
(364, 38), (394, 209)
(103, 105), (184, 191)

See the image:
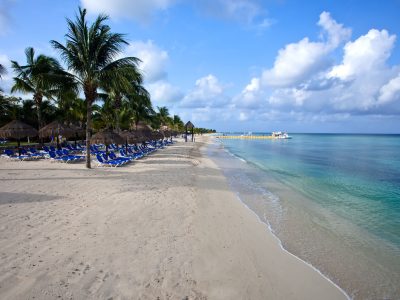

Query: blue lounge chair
(21, 148), (42, 159)
(2, 149), (35, 160)
(127, 147), (143, 158)
(109, 151), (132, 163)
(48, 151), (72, 162)
(120, 149), (139, 160)
(42, 146), (50, 153)
(96, 154), (122, 167)
(29, 147), (45, 157)
(62, 149), (85, 161)
(102, 153), (128, 165)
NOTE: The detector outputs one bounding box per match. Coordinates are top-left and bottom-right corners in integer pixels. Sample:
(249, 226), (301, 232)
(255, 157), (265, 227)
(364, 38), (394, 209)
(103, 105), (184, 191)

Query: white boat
(271, 131), (292, 139)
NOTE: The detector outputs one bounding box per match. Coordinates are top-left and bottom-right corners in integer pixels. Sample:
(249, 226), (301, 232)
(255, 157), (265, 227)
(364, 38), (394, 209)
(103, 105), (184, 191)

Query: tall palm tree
(11, 47), (73, 129)
(51, 8), (141, 168)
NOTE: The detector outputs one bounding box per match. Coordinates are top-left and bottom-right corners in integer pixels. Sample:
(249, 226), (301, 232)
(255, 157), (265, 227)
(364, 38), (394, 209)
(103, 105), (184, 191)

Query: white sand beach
(0, 137), (347, 299)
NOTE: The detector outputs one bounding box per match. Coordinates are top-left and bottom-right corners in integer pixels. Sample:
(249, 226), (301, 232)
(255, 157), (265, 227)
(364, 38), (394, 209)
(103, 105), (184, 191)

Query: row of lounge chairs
(93, 142), (163, 167)
(1, 139), (174, 167)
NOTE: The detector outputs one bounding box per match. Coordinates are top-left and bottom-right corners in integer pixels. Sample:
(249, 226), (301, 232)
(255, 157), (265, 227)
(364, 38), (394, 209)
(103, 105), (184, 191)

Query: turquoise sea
(209, 133), (400, 299)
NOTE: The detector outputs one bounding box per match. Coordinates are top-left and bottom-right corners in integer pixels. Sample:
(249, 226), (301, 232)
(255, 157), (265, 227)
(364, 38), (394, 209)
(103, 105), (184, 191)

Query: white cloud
(234, 77), (265, 108)
(123, 40), (169, 83)
(146, 80), (182, 104)
(262, 38), (329, 87)
(328, 29), (396, 80)
(180, 74), (229, 108)
(81, 0), (175, 23)
(121, 40), (184, 106)
(82, 0), (272, 30)
(262, 12), (350, 88)
(378, 73), (400, 105)
(234, 11), (400, 122)
(318, 11), (351, 48)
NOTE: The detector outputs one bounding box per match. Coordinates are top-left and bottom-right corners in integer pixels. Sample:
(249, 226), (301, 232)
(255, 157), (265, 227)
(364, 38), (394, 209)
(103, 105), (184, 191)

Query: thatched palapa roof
(91, 129), (124, 145)
(39, 121), (75, 139)
(0, 120), (38, 139)
(185, 121), (194, 129)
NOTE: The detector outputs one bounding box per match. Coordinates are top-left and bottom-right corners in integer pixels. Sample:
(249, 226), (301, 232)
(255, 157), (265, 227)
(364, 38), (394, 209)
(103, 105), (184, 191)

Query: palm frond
(11, 77), (35, 94)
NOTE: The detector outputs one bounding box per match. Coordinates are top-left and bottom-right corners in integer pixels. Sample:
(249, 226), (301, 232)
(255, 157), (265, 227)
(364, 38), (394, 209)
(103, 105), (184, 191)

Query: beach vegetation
(1, 7), (217, 163)
(51, 7), (141, 168)
(11, 47), (74, 131)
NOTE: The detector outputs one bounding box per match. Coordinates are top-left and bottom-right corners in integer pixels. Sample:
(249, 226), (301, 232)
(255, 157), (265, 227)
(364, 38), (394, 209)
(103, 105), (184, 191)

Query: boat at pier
(271, 131), (292, 139)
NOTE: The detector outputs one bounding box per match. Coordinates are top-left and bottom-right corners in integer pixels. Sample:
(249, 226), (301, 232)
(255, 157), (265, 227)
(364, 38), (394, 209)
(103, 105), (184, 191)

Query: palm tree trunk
(115, 110), (120, 131)
(115, 94), (121, 132)
(34, 93), (43, 130)
(85, 100), (92, 168)
(35, 94), (45, 145)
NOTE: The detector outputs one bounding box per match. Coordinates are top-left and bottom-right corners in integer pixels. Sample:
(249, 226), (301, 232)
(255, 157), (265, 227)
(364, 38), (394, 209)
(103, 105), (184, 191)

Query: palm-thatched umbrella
(154, 131), (164, 140)
(91, 129), (124, 156)
(0, 120), (38, 156)
(163, 130), (173, 142)
(135, 121), (152, 131)
(68, 123), (85, 146)
(161, 130), (171, 138)
(39, 121), (75, 149)
(120, 130), (141, 152)
(135, 121), (153, 140)
(185, 121), (195, 142)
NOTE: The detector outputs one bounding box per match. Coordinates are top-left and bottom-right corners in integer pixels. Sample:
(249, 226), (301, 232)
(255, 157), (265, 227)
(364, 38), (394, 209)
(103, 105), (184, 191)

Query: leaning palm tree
(11, 47), (73, 130)
(51, 8), (141, 168)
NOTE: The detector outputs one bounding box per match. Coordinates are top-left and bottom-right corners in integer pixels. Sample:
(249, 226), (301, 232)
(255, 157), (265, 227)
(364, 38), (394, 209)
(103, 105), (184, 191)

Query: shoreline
(193, 136), (348, 299)
(0, 137), (347, 299)
(214, 134), (400, 299)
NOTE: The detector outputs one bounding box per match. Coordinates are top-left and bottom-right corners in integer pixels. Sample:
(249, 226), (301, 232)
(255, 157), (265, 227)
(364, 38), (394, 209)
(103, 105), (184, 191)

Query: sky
(1, 0), (400, 133)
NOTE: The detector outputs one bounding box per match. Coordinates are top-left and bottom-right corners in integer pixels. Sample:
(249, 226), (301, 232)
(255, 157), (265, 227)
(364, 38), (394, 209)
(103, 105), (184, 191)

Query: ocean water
(209, 134), (400, 299)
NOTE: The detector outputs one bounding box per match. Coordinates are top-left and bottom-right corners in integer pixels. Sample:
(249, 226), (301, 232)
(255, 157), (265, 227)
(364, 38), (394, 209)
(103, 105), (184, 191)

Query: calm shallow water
(208, 134), (400, 299)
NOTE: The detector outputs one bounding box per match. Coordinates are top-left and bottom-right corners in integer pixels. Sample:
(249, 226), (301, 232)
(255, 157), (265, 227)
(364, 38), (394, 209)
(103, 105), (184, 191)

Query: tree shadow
(0, 192), (63, 205)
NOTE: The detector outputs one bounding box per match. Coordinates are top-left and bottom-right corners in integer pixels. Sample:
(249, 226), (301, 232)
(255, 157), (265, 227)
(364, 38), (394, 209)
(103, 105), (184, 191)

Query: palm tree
(157, 106), (170, 127)
(0, 95), (19, 126)
(173, 114), (184, 131)
(102, 69), (142, 132)
(126, 84), (154, 130)
(11, 47), (72, 130)
(51, 8), (141, 168)
(56, 93), (87, 128)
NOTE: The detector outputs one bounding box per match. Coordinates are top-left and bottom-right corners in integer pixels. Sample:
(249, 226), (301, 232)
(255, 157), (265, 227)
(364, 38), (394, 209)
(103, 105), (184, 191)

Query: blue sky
(1, 0), (400, 133)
